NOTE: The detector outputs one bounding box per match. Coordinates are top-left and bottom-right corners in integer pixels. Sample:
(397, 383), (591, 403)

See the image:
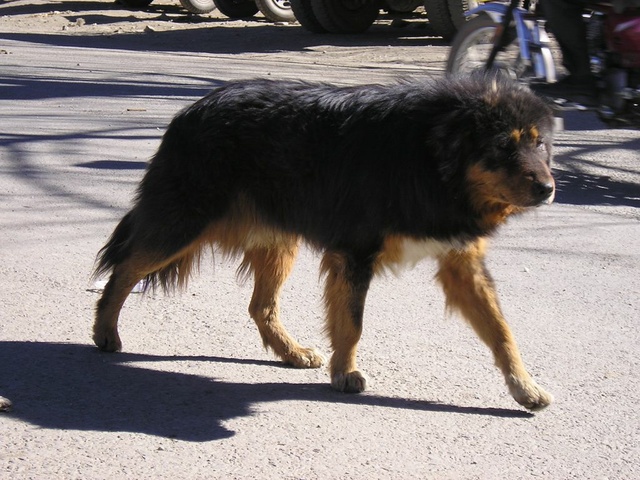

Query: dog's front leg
(321, 250), (375, 393)
(436, 239), (553, 410)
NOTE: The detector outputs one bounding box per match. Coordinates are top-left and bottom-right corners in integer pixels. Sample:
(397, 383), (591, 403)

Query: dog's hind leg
(94, 253), (153, 352)
(321, 250), (375, 393)
(436, 238), (553, 411)
(243, 241), (325, 368)
(94, 213), (208, 352)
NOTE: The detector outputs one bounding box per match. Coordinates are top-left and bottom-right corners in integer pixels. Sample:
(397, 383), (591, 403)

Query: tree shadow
(0, 341), (531, 442)
(553, 136), (640, 208)
(0, 0), (189, 18)
(76, 159), (149, 169)
(1, 24), (444, 54)
(0, 1), (446, 56)
(0, 72), (223, 101)
(555, 170), (640, 208)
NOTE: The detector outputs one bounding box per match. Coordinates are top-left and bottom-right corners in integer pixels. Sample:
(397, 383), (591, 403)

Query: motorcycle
(446, 0), (640, 127)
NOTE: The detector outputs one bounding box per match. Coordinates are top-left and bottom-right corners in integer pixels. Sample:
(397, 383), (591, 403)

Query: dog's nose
(533, 181), (555, 203)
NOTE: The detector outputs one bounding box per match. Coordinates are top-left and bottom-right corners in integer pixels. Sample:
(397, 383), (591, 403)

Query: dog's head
(470, 75), (556, 210)
(439, 74), (556, 212)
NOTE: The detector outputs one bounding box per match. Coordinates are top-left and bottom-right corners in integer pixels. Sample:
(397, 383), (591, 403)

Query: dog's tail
(92, 210), (205, 294)
(92, 211), (135, 281)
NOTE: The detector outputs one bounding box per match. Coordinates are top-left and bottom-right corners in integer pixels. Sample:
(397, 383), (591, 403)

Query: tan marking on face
(466, 164), (509, 205)
(466, 164), (523, 227)
(511, 129), (522, 143)
(529, 126), (539, 143)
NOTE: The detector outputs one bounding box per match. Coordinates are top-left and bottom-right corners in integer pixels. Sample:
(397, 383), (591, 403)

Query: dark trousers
(540, 0), (591, 79)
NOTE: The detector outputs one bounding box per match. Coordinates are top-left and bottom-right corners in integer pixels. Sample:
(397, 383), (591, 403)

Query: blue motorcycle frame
(464, 1), (557, 83)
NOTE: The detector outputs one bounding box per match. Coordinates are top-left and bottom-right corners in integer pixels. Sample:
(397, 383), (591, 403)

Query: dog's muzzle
(533, 180), (555, 205)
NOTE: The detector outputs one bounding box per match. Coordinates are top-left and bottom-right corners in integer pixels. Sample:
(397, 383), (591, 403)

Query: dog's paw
(284, 348), (326, 369)
(508, 377), (553, 411)
(92, 329), (122, 352)
(331, 370), (368, 393)
(0, 396), (12, 412)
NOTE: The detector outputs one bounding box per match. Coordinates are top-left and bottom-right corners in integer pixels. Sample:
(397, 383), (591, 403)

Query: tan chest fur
(375, 235), (468, 275)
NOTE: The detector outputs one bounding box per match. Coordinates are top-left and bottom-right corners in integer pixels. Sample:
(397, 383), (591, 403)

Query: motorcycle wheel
(311, 0), (380, 34)
(256, 0), (296, 22)
(213, 0), (259, 18)
(179, 0), (216, 14)
(290, 0), (328, 32)
(447, 14), (525, 79)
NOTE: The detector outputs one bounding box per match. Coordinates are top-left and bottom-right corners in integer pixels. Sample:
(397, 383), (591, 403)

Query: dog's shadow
(0, 342), (530, 441)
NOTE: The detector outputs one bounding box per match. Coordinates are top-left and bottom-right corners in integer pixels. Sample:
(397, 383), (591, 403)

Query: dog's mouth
(497, 185), (555, 208)
(540, 189), (555, 206)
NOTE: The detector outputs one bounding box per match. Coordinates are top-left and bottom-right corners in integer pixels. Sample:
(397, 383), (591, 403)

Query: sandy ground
(1, 1), (640, 478)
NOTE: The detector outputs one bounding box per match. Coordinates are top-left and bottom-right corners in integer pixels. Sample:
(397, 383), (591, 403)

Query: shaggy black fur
(95, 73), (554, 281)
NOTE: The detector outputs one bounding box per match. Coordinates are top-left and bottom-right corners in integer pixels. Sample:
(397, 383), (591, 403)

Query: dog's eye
(536, 138), (544, 149)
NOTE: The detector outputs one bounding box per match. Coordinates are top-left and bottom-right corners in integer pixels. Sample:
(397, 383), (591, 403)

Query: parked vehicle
(214, 0), (296, 22)
(447, 0), (640, 126)
(117, 0), (294, 22)
(290, 0), (474, 36)
(116, 0), (473, 34)
(181, 0), (217, 15)
(423, 0), (478, 39)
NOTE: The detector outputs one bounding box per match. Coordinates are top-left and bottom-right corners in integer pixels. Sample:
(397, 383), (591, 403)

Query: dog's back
(98, 76), (552, 270)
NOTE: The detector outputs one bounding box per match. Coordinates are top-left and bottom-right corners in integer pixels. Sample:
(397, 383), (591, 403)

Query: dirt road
(1, 1), (639, 478)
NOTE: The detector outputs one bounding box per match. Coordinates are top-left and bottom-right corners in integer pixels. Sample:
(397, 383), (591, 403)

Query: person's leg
(540, 0), (591, 81)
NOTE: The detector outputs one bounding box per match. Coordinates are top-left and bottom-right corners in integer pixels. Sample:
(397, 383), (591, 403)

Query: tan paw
(92, 327), (122, 352)
(508, 376), (553, 411)
(0, 396), (12, 412)
(331, 370), (368, 393)
(283, 348), (326, 369)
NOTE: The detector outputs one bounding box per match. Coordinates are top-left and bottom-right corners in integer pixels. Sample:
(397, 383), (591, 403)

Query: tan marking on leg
(321, 252), (369, 393)
(436, 239), (552, 410)
(243, 239), (325, 368)
(94, 250), (160, 352)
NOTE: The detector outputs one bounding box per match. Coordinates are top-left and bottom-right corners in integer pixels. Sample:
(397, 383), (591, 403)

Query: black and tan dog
(93, 74), (555, 410)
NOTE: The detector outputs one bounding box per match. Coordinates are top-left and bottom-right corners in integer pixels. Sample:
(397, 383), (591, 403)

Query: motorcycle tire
(311, 0), (380, 34)
(447, 14), (524, 79)
(213, 0), (259, 18)
(256, 0), (296, 22)
(179, 0), (216, 14)
(290, 0), (328, 32)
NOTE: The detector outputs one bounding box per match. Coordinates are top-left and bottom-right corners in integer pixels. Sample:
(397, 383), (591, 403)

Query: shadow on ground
(0, 341), (531, 441)
(0, 0), (445, 55)
(553, 135), (640, 209)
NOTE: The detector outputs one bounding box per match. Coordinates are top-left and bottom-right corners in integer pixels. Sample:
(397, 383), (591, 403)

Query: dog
(93, 73), (555, 411)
